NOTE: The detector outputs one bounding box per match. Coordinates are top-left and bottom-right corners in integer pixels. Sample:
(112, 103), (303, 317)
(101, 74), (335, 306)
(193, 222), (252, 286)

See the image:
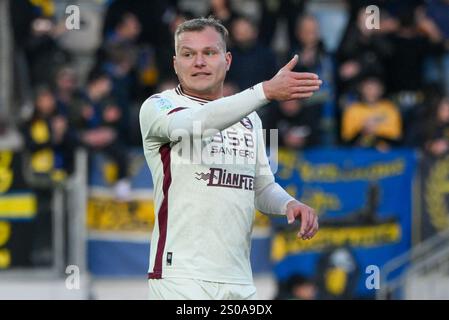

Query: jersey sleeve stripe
(167, 107), (187, 115)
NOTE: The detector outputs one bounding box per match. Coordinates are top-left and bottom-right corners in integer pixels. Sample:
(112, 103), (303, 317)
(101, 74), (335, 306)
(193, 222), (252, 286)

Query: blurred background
(1, 0), (449, 300)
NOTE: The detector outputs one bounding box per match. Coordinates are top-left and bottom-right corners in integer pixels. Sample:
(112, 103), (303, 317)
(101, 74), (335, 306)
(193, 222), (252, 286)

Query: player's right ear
(173, 55), (178, 74)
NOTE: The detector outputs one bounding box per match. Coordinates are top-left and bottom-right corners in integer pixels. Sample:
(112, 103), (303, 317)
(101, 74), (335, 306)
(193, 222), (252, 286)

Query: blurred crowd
(2, 0), (449, 186)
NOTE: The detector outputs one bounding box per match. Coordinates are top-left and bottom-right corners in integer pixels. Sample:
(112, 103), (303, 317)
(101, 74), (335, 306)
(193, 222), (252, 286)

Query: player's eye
(182, 52), (193, 58)
(205, 50), (216, 56)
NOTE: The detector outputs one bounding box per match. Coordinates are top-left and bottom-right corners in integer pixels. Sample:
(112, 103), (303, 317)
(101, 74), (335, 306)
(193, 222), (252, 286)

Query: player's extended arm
(255, 178), (294, 216)
(168, 83), (268, 138)
(167, 55), (322, 138)
(253, 115), (294, 217)
(253, 114), (319, 240)
(255, 180), (319, 240)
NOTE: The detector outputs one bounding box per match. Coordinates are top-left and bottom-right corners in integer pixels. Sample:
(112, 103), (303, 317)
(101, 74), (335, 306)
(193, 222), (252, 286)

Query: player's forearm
(255, 181), (296, 216)
(168, 83), (268, 137)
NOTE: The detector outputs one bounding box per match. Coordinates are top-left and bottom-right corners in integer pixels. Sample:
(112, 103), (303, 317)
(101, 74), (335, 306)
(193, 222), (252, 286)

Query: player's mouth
(192, 72), (212, 77)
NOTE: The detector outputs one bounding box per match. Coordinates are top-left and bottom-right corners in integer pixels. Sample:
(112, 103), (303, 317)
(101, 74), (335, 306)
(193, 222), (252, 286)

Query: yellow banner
(0, 221), (11, 269)
(272, 222), (402, 261)
(0, 194), (37, 219)
(87, 196), (155, 232)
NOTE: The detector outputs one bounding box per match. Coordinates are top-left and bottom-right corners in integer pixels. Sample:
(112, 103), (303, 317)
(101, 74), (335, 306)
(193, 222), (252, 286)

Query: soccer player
(139, 17), (321, 300)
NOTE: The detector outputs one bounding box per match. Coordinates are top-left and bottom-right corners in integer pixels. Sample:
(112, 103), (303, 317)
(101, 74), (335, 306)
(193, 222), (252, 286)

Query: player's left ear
(225, 52), (232, 71)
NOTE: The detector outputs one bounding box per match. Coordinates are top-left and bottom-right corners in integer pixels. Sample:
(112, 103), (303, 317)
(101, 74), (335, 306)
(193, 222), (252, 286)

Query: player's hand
(262, 55), (322, 101)
(286, 200), (319, 240)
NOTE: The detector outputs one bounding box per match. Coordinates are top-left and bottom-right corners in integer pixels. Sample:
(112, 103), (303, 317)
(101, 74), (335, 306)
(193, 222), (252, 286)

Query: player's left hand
(286, 200), (319, 240)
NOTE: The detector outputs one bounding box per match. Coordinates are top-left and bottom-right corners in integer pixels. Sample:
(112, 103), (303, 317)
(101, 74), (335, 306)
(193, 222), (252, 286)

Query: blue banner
(271, 148), (416, 299)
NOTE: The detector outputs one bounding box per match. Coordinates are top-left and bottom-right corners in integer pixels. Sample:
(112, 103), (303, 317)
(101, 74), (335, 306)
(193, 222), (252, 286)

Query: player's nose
(194, 53), (206, 67)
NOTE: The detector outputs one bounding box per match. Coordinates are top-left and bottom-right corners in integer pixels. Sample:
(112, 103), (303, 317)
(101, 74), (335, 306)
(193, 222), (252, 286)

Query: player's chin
(190, 83), (214, 93)
(191, 76), (212, 84)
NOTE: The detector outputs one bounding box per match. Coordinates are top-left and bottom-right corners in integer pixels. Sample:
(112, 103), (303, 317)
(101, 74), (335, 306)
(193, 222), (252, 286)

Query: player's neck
(180, 85), (223, 101)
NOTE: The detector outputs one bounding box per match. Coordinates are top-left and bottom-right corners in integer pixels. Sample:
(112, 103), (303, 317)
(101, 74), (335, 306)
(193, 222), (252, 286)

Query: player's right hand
(262, 54), (322, 101)
(286, 200), (319, 240)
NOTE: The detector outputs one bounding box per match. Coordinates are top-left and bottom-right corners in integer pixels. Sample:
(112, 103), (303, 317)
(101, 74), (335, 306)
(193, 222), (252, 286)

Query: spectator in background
(53, 66), (80, 117)
(385, 7), (445, 136)
(20, 5), (71, 86)
(102, 43), (138, 143)
(341, 74), (402, 150)
(263, 99), (321, 150)
(98, 12), (151, 101)
(21, 86), (76, 266)
(99, 12), (143, 83)
(401, 83), (444, 147)
(423, 96), (449, 157)
(74, 70), (130, 200)
(289, 14), (336, 145)
(336, 8), (392, 103)
(100, 12), (139, 73)
(227, 16), (278, 92)
(316, 246), (360, 299)
(206, 0), (240, 40)
(101, 0), (176, 48)
(288, 274), (317, 300)
(274, 274), (317, 300)
(22, 86), (75, 182)
(257, 0), (306, 51)
(10, 0), (41, 50)
(103, 12), (142, 48)
(386, 8), (443, 96)
(227, 16), (279, 120)
(422, 0), (449, 95)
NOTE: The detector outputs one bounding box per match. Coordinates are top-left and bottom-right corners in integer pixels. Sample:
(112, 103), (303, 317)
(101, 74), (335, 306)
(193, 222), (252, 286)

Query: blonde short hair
(174, 17), (229, 53)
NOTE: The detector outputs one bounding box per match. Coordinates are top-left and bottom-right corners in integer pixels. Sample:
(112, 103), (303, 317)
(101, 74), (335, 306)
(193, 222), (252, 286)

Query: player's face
(174, 27), (232, 100)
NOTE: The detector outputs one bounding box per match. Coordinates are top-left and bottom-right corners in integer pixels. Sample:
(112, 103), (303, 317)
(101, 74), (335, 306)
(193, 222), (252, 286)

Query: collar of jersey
(175, 85), (212, 105)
